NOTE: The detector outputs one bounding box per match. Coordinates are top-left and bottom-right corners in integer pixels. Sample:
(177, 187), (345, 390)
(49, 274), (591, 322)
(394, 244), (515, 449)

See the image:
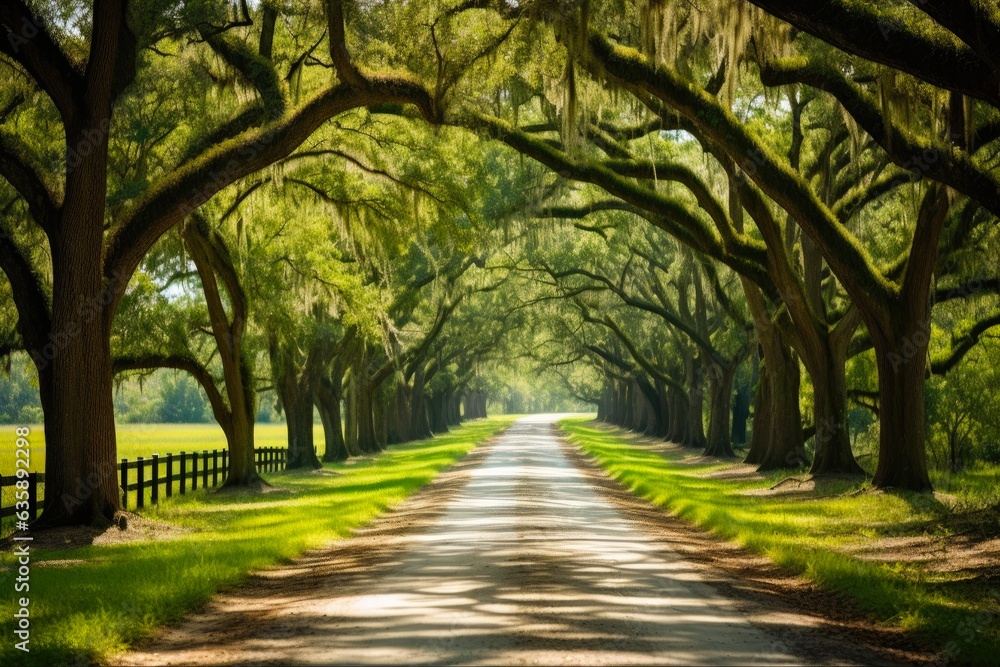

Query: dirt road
(119, 415), (887, 665)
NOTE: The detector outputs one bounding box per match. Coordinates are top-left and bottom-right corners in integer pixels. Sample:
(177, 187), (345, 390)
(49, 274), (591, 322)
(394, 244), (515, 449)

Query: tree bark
(429, 390), (450, 434)
(704, 363), (736, 457)
(730, 376), (751, 446)
(807, 338), (864, 475)
(682, 359), (707, 448)
(316, 377), (349, 462)
(184, 217), (262, 487)
(753, 346), (806, 470)
(409, 367), (433, 439)
(38, 171), (121, 526)
(354, 371), (381, 453)
(868, 310), (933, 490)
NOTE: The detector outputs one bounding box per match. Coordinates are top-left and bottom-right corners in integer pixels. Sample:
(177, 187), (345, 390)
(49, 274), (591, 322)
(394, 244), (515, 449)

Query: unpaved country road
(119, 415), (887, 666)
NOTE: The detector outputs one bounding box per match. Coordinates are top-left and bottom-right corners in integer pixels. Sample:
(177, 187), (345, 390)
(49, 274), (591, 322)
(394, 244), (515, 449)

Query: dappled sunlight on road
(120, 415), (869, 666)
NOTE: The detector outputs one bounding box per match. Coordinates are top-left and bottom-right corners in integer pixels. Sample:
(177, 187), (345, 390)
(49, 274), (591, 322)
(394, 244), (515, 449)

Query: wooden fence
(0, 446), (286, 526)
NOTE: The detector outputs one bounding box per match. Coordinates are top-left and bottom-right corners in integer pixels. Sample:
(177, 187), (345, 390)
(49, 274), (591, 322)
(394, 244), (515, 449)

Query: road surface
(120, 415), (881, 665)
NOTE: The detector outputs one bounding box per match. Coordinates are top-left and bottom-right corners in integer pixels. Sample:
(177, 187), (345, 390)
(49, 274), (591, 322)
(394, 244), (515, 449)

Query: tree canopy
(2, 0), (1000, 527)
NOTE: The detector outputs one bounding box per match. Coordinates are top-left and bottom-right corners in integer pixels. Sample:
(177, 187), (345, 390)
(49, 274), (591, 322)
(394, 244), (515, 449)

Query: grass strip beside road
(0, 416), (515, 666)
(560, 417), (1000, 666)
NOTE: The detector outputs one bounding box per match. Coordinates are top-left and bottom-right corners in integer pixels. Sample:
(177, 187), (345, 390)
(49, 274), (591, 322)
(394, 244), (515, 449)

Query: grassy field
(0, 416), (515, 666)
(0, 423), (325, 532)
(560, 417), (1000, 665)
(0, 422), (324, 474)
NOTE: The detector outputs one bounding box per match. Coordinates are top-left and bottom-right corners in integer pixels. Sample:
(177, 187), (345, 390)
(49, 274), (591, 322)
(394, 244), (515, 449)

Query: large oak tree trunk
(869, 312), (933, 490)
(683, 362), (707, 449)
(744, 365), (771, 465)
(316, 379), (349, 462)
(730, 375), (752, 446)
(387, 380), (413, 444)
(448, 390), (462, 426)
(286, 391), (320, 469)
(807, 341), (864, 475)
(409, 370), (433, 439)
(355, 374), (381, 454)
(223, 374), (260, 486)
(666, 386), (689, 443)
(38, 198), (121, 526)
(429, 390), (450, 434)
(753, 335), (806, 470)
(39, 286), (121, 525)
(704, 363), (736, 457)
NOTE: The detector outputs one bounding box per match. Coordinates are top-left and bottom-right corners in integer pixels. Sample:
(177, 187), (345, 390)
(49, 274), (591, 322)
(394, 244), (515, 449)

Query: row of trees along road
(1, 0), (999, 527)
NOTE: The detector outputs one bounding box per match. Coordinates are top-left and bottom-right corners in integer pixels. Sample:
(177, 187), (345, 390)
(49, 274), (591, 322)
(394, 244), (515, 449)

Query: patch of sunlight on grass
(0, 416), (516, 666)
(559, 417), (1000, 666)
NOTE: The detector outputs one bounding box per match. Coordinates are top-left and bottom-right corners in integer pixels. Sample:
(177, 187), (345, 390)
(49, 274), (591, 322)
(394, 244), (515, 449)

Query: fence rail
(1, 446), (287, 526)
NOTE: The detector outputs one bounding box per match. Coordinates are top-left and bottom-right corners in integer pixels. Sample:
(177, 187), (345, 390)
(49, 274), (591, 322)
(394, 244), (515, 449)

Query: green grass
(0, 416), (515, 666)
(560, 417), (1000, 666)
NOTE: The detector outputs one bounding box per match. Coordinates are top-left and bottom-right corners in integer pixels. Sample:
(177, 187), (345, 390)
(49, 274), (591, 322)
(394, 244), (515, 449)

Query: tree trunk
(355, 374), (381, 453)
(285, 390), (320, 469)
(185, 217), (262, 488)
(654, 379), (671, 438)
(754, 339), (807, 471)
(429, 390), (450, 434)
(222, 373), (259, 486)
(448, 390), (462, 425)
(683, 362), (706, 449)
(808, 340), (864, 475)
(869, 309), (933, 490)
(38, 235), (121, 526)
(730, 373), (752, 445)
(666, 386), (689, 443)
(387, 379), (412, 444)
(316, 379), (349, 462)
(409, 368), (433, 439)
(704, 363), (736, 457)
(743, 365), (771, 465)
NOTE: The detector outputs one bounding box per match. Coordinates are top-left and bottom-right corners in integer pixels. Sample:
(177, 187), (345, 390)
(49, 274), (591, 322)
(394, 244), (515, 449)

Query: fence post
(180, 452), (187, 494)
(136, 457), (145, 509)
(222, 450), (228, 482)
(212, 450), (219, 487)
(27, 472), (37, 521)
(166, 453), (174, 498)
(121, 458), (128, 509)
(191, 452), (198, 491)
(151, 454), (159, 505)
(201, 450), (208, 488)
